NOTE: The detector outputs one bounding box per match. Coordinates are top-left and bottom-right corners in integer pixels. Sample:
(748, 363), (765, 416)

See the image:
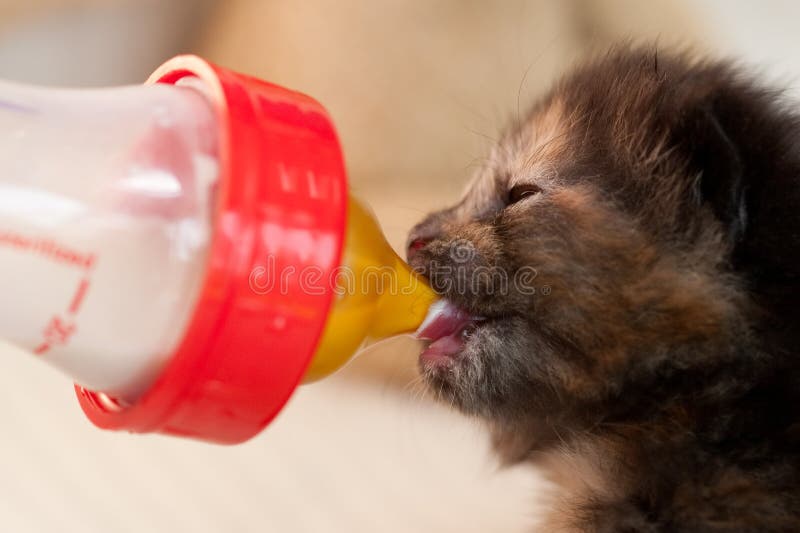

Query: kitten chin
(408, 46), (800, 531)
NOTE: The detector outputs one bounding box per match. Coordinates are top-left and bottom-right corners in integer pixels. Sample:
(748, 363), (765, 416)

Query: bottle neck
(302, 196), (437, 382)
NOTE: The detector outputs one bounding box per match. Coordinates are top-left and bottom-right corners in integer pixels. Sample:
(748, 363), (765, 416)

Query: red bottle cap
(75, 55), (348, 444)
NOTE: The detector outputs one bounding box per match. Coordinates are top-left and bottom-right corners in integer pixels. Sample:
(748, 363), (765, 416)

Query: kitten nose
(406, 237), (429, 261)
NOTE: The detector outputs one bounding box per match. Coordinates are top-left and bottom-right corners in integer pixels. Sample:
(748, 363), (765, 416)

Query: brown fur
(408, 47), (800, 531)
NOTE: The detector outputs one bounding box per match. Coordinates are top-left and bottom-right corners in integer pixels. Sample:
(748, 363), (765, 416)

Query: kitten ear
(682, 103), (748, 244)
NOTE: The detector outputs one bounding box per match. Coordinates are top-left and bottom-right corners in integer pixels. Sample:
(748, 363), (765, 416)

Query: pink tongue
(415, 300), (474, 341)
(424, 333), (465, 357)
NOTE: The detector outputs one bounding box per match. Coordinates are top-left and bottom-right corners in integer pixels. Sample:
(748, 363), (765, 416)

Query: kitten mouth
(415, 300), (485, 362)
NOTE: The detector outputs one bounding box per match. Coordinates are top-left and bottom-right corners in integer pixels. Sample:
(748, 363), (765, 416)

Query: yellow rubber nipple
(303, 196), (438, 382)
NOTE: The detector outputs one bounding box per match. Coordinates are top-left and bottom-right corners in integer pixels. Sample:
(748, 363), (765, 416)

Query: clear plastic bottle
(0, 79), (218, 401)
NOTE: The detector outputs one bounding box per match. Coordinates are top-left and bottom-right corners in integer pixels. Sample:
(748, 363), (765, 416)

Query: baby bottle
(0, 55), (437, 444)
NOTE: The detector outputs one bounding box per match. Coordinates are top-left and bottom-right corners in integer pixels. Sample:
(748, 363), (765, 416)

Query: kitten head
(408, 47), (800, 458)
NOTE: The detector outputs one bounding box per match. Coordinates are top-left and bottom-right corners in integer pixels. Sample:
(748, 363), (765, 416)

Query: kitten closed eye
(507, 183), (542, 205)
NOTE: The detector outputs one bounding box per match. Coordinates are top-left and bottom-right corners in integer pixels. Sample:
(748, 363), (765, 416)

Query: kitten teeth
(461, 323), (478, 340)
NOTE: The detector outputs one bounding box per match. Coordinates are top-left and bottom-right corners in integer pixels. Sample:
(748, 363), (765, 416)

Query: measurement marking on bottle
(41, 315), (76, 349)
(34, 279), (87, 356)
(0, 231), (95, 269)
(34, 314), (77, 355)
(0, 230), (96, 356)
(46, 316), (76, 344)
(33, 342), (50, 355)
(68, 278), (91, 315)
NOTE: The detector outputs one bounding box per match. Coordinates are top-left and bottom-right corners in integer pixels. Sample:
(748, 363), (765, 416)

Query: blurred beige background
(1, 1), (799, 531)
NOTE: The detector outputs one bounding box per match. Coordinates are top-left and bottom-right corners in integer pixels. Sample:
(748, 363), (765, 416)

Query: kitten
(407, 47), (800, 532)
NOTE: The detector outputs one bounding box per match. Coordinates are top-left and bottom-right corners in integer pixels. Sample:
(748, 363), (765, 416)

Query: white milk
(0, 80), (218, 401)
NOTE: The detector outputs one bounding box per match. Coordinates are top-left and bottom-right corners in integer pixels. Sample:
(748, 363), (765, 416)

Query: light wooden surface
(0, 335), (546, 532)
